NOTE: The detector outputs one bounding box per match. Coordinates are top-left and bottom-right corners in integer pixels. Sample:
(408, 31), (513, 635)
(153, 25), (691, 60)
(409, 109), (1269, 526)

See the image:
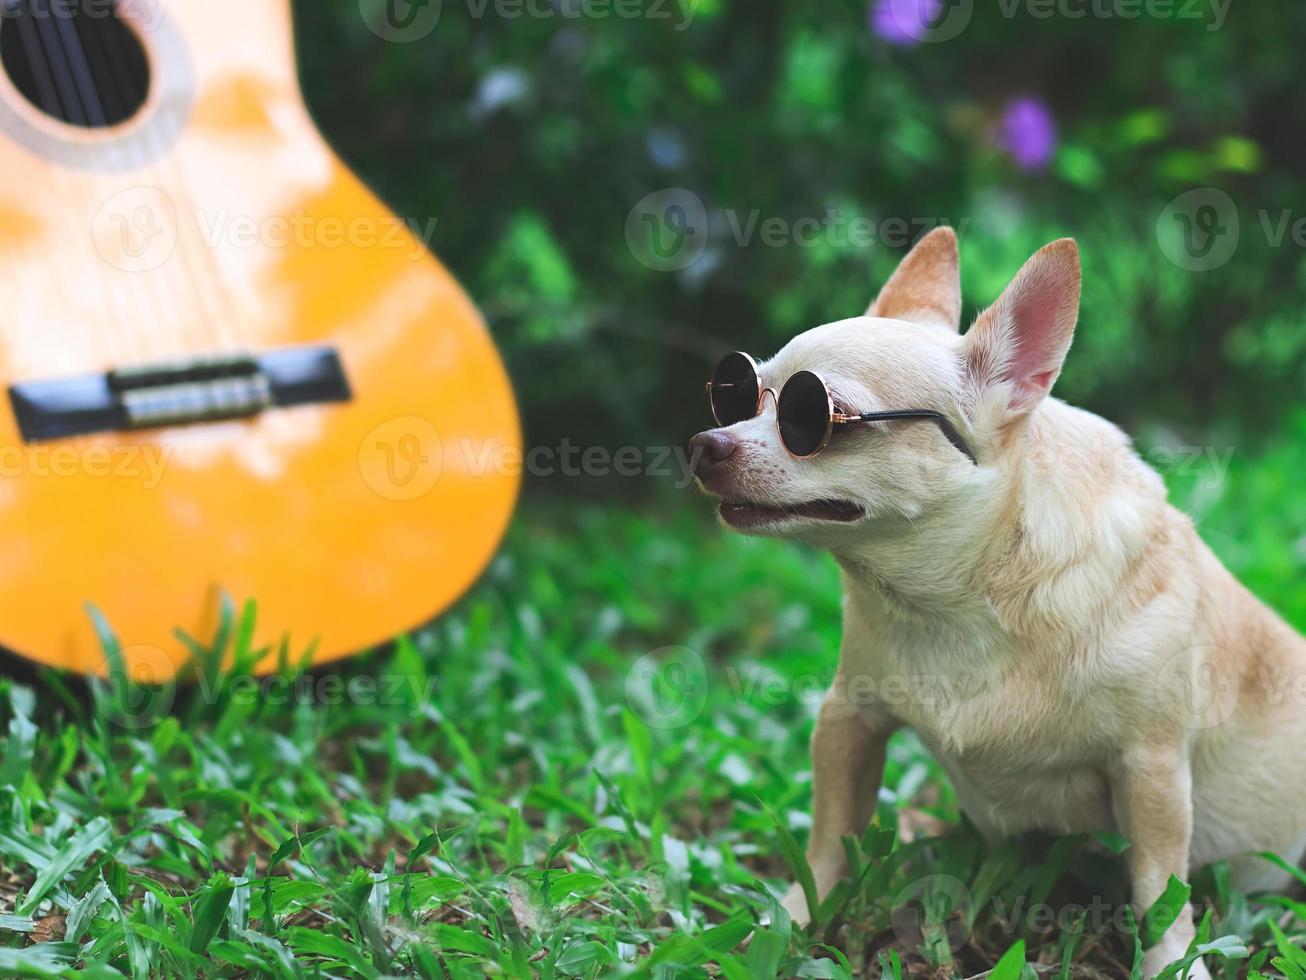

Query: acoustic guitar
(0, 0), (520, 679)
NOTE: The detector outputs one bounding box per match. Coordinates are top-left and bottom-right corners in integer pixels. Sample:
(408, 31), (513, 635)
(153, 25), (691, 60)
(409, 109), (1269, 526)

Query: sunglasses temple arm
(843, 411), (978, 466)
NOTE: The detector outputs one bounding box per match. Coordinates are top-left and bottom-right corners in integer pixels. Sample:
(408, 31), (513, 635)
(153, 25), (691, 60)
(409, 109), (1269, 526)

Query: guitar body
(0, 0), (520, 678)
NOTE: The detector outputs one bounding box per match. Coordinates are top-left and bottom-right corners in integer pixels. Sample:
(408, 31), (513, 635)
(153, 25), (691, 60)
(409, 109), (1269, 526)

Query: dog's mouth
(718, 498), (866, 528)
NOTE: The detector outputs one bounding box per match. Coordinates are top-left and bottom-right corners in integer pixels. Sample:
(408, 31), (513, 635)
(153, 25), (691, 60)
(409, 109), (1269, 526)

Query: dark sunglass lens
(778, 371), (832, 457)
(710, 352), (760, 425)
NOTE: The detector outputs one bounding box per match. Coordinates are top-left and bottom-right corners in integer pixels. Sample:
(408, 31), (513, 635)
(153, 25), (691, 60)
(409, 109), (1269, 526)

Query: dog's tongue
(719, 498), (864, 528)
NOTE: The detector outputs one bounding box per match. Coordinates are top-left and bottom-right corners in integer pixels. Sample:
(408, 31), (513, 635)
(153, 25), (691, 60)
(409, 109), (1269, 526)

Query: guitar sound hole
(0, 0), (149, 128)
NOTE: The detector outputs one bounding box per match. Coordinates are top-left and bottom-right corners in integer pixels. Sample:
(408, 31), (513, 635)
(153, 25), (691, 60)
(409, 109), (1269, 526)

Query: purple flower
(868, 0), (943, 46)
(998, 97), (1058, 171)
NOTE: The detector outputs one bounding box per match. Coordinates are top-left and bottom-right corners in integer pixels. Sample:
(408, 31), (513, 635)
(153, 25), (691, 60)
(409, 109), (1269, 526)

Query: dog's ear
(867, 226), (962, 331)
(963, 238), (1081, 414)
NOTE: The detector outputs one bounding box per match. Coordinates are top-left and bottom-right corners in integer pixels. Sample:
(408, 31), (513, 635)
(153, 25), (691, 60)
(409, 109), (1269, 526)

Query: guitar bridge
(9, 347), (351, 442)
(110, 354), (272, 430)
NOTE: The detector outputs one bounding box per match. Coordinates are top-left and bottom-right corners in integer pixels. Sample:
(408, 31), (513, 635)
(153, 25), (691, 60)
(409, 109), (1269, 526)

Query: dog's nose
(689, 429), (737, 482)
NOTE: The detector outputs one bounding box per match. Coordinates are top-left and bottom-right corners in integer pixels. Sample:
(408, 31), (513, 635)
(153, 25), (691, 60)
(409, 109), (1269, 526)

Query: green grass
(2, 428), (1306, 978)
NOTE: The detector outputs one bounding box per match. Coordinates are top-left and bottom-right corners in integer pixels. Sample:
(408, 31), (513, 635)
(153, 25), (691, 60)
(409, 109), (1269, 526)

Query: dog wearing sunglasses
(690, 229), (1306, 978)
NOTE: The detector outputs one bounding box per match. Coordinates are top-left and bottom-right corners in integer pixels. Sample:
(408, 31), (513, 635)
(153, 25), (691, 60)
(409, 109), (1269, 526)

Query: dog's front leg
(1112, 742), (1210, 980)
(781, 693), (894, 926)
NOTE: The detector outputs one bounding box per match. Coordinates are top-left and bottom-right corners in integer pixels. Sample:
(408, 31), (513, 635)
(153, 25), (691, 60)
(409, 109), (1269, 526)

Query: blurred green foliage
(295, 0), (1305, 463)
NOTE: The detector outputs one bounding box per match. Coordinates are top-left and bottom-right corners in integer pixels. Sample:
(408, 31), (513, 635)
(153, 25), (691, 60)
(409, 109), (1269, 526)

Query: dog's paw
(780, 883), (811, 929)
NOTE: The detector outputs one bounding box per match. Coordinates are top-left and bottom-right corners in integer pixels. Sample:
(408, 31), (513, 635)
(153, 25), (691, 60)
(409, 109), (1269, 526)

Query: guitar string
(28, 0), (155, 364)
(61, 0), (170, 364)
(26, 0), (241, 363)
(148, 0), (266, 357)
(93, 0), (231, 358)
(69, 0), (155, 365)
(113, 0), (252, 356)
(6, 4), (86, 370)
(81, 0), (239, 357)
(17, 0), (136, 368)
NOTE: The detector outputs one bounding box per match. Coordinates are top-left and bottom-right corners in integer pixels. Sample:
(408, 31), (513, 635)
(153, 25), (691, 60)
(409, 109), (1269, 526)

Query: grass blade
(18, 816), (113, 915)
(991, 939), (1028, 980)
(1141, 874), (1192, 950)
(189, 872), (236, 954)
(766, 805), (817, 928)
(0, 943), (78, 978)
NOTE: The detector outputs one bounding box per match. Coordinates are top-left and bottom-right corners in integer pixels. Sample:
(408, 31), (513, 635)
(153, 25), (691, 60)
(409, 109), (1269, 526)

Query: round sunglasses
(706, 351), (977, 463)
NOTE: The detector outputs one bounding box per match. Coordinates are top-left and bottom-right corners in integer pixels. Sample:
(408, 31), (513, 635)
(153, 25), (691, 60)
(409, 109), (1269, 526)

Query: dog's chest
(858, 641), (1118, 837)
